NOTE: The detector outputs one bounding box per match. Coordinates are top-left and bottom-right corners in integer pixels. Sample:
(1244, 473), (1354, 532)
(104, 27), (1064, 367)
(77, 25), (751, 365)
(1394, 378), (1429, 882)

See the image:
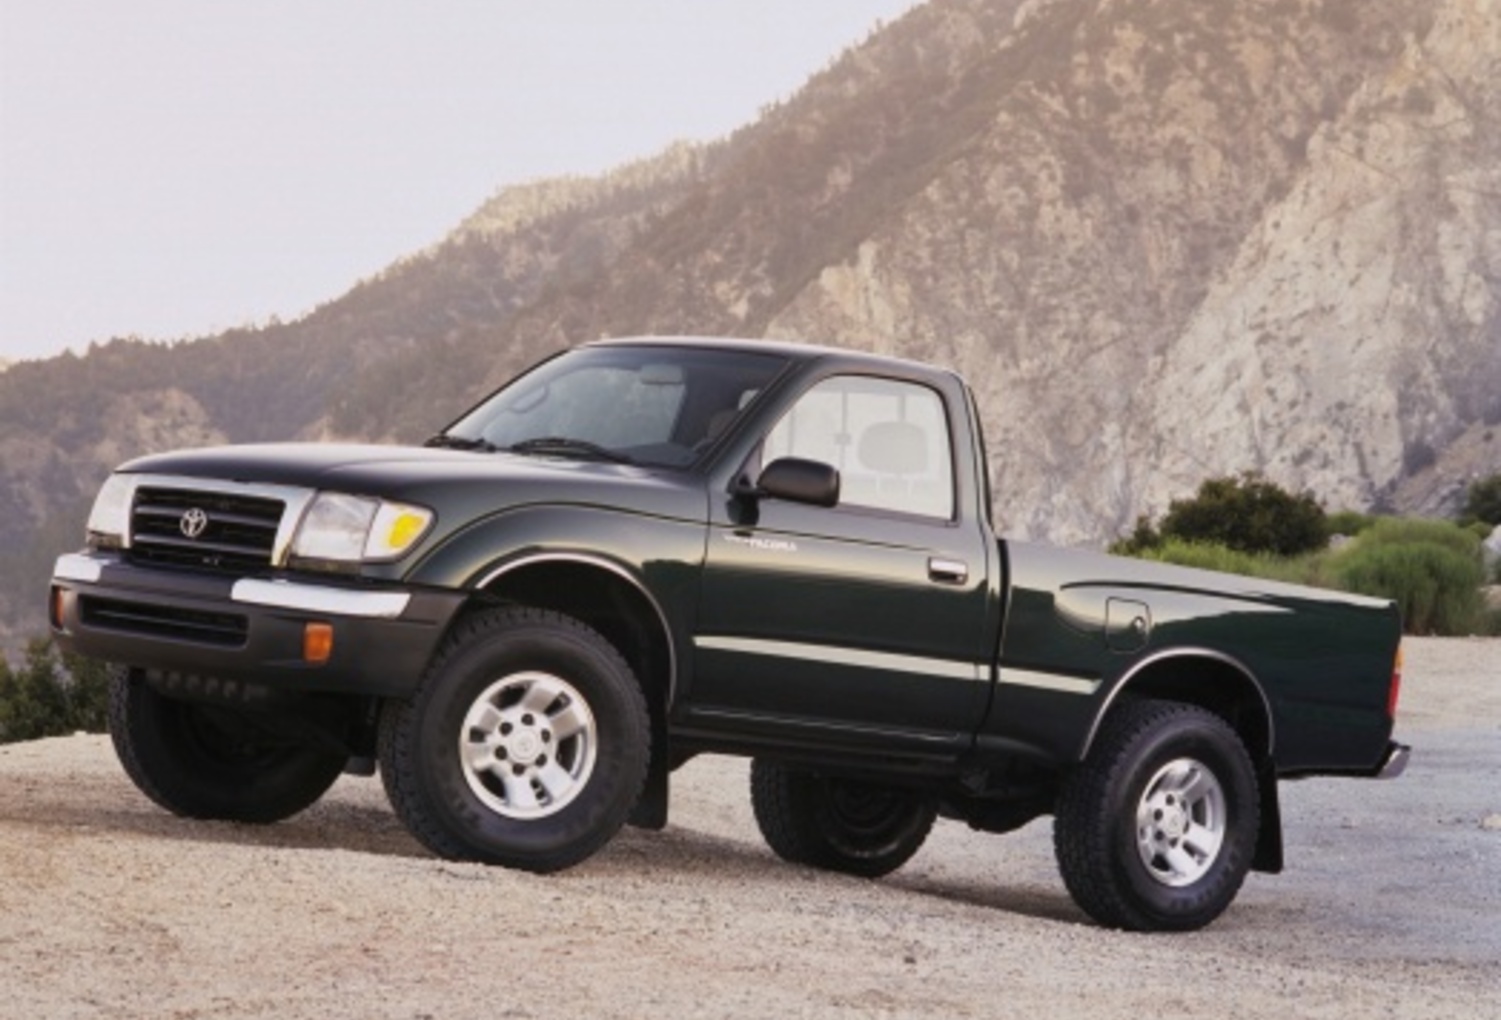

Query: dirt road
(2, 637), (1497, 1019)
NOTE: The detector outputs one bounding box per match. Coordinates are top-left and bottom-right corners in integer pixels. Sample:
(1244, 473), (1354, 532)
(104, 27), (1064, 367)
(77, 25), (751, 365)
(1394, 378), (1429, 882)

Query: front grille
(81, 595), (248, 647)
(128, 486), (285, 573)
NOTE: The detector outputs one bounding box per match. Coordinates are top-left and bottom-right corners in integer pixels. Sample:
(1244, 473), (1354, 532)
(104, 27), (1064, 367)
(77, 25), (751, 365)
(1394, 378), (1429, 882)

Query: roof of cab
(583, 334), (953, 380)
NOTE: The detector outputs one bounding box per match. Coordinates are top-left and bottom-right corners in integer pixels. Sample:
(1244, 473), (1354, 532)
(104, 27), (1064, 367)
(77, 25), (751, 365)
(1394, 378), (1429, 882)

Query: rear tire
(750, 759), (936, 878)
(378, 607), (649, 873)
(107, 664), (346, 823)
(1054, 699), (1259, 931)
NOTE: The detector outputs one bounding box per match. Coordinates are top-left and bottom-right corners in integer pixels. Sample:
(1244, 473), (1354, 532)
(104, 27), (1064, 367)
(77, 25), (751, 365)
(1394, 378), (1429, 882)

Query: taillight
(1388, 643), (1403, 719)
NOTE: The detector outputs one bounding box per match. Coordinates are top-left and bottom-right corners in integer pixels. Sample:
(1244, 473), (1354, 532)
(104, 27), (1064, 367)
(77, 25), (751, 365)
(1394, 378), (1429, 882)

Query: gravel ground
(1, 637), (1497, 1019)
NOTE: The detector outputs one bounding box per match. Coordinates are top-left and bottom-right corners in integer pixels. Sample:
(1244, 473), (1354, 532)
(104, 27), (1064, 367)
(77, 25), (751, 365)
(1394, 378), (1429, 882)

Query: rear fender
(1089, 648), (1282, 874)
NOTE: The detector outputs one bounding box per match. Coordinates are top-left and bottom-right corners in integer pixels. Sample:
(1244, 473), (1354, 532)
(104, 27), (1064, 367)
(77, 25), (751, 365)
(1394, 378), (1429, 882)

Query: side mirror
(754, 457), (840, 508)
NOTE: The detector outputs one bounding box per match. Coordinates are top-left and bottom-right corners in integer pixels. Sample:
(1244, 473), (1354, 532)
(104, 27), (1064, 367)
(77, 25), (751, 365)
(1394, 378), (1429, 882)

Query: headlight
(86, 474), (136, 549)
(290, 493), (434, 565)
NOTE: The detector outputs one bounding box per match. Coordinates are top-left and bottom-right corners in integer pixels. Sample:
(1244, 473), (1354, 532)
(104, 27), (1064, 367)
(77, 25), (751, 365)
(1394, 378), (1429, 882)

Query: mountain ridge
(1, 0), (1496, 644)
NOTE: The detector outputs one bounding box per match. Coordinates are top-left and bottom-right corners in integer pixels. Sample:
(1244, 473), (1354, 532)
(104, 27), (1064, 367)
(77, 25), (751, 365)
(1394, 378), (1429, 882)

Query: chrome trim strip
(476, 553), (679, 706)
(231, 579), (410, 619)
(695, 635), (987, 683)
(53, 553), (104, 585)
(120, 473), (316, 565)
(999, 668), (1101, 696)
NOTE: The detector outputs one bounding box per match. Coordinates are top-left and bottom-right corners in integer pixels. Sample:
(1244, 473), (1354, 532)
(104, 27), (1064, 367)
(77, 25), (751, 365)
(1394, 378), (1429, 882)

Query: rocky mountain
(2, 0), (1498, 644)
(766, 0), (1499, 540)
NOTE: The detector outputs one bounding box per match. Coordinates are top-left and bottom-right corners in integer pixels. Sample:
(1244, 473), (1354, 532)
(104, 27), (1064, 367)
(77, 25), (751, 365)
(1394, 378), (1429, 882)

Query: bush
(1134, 539), (1268, 576)
(1114, 517), (1491, 636)
(1331, 523), (1485, 635)
(1354, 516), (1482, 557)
(1110, 515), (1164, 555)
(1158, 473), (1327, 557)
(1462, 472), (1501, 526)
(1134, 538), (1336, 587)
(1325, 510), (1377, 538)
(0, 639), (109, 744)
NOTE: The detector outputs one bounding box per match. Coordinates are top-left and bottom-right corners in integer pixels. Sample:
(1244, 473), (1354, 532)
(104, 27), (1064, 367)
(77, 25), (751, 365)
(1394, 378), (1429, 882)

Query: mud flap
(1252, 761), (1283, 874)
(628, 703), (670, 830)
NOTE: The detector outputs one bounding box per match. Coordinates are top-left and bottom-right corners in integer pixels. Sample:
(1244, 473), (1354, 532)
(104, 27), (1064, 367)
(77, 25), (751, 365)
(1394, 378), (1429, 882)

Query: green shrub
(1354, 516), (1482, 557)
(1331, 538), (1484, 636)
(1136, 539), (1331, 587)
(1135, 539), (1271, 576)
(1325, 510), (1376, 538)
(1115, 517), (1491, 636)
(1462, 472), (1501, 526)
(0, 639), (109, 744)
(1110, 515), (1163, 555)
(1158, 473), (1327, 557)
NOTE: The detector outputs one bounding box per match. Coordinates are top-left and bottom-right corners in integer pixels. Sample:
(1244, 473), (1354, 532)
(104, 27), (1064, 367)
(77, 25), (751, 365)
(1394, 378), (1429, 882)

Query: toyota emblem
(179, 507), (210, 539)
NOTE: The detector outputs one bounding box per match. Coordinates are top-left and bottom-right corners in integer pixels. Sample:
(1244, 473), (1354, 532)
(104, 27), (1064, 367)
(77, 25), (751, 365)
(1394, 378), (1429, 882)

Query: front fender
(407, 503), (704, 599)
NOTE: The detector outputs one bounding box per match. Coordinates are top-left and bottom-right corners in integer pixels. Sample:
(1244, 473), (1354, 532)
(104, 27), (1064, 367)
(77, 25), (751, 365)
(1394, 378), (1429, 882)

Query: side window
(764, 376), (955, 520)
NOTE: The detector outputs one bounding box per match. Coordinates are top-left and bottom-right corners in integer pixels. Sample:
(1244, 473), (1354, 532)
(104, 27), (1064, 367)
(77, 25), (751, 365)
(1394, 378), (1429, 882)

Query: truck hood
(119, 442), (700, 522)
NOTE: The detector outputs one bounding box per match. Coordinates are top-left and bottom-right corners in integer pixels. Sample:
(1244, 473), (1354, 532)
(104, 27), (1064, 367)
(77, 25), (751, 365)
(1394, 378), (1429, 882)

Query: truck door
(691, 374), (992, 752)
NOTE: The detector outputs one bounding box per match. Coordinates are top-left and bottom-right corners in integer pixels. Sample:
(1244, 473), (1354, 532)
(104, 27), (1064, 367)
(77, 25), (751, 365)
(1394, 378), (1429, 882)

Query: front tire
(378, 607), (649, 873)
(750, 759), (936, 878)
(107, 665), (347, 823)
(1054, 699), (1260, 931)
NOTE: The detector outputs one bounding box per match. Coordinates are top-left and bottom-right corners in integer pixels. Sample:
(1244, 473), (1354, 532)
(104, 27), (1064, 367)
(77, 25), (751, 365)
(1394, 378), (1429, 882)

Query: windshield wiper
(425, 434), (500, 452)
(504, 437), (636, 464)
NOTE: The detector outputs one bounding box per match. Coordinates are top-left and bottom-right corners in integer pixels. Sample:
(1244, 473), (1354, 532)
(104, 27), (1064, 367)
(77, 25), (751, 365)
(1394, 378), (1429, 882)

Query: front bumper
(50, 552), (465, 697)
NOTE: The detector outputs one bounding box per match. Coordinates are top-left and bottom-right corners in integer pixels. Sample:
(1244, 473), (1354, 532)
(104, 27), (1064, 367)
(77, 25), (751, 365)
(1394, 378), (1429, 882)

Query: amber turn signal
(303, 622), (334, 664)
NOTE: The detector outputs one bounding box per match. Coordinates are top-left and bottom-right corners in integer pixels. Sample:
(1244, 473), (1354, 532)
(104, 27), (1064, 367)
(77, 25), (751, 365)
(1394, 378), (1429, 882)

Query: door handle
(928, 558), (969, 585)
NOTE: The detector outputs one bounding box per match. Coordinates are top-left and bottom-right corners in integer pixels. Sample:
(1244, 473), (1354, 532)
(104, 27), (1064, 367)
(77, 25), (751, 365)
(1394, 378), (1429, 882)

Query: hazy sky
(0, 1), (920, 363)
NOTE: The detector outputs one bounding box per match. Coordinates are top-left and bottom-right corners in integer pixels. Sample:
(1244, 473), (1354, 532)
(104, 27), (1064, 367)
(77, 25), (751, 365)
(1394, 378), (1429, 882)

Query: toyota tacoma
(50, 337), (1409, 930)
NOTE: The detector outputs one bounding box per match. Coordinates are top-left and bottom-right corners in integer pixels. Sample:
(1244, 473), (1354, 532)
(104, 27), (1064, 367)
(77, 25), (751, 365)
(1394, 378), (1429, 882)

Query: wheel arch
(1086, 648), (1274, 762)
(1086, 647), (1283, 874)
(471, 553), (677, 709)
(467, 552), (676, 829)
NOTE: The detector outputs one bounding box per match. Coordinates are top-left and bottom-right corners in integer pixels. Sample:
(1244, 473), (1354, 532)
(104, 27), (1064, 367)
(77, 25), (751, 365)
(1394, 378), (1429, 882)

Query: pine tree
(0, 639), (109, 743)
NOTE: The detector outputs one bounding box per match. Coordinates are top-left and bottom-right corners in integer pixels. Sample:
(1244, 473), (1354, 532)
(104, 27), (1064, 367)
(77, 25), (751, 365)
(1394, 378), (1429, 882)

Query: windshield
(440, 345), (789, 468)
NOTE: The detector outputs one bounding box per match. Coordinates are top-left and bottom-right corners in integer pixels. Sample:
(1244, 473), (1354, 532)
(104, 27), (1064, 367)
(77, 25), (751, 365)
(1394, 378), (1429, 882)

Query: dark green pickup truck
(50, 337), (1407, 930)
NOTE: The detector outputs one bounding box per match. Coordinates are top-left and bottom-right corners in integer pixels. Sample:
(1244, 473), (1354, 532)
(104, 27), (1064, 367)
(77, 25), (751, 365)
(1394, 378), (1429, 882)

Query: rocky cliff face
(765, 0), (1497, 541)
(1143, 0), (1501, 524)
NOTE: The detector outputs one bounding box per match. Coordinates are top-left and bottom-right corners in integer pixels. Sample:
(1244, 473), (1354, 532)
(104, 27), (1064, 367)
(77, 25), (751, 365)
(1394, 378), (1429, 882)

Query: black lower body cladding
(50, 553), (465, 698)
